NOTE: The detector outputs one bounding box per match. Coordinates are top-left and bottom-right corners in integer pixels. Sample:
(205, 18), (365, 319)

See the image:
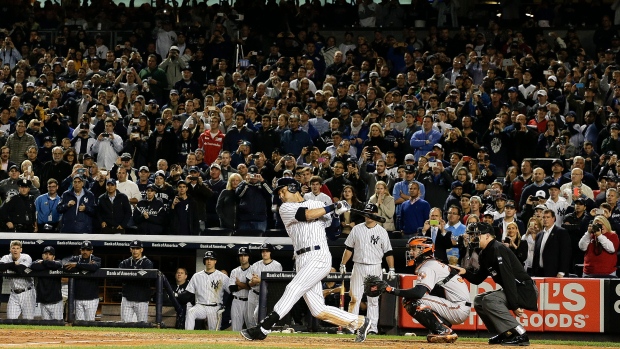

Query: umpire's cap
(238, 247), (249, 255)
(80, 240), (94, 250)
(274, 177), (300, 195)
(203, 250), (217, 263)
(260, 242), (274, 252)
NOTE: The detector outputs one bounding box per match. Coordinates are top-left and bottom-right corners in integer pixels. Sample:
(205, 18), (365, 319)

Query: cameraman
(0, 36), (21, 69)
(578, 216), (619, 277)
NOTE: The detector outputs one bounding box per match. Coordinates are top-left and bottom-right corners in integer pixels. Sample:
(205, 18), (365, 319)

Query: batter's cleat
(427, 332), (458, 343)
(240, 326), (267, 341)
(354, 317), (371, 343)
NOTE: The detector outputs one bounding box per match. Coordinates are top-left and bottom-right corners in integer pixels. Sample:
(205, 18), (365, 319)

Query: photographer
(159, 46), (187, 91)
(578, 216), (619, 277)
(0, 36), (22, 69)
(235, 166), (272, 233)
(548, 130), (577, 160)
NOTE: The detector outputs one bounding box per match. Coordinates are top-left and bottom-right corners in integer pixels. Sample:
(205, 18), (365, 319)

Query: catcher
(364, 236), (470, 343)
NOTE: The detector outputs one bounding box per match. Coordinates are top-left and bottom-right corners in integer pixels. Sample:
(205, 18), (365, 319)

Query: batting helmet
(274, 177), (300, 195)
(259, 242), (274, 252)
(203, 250), (217, 264)
(405, 236), (434, 267)
(238, 247), (249, 255)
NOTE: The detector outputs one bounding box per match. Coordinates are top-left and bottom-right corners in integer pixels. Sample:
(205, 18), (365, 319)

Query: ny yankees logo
(211, 280), (220, 289)
(370, 235), (379, 245)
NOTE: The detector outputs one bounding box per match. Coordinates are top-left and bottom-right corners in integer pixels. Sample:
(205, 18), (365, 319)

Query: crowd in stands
(0, 0), (617, 278)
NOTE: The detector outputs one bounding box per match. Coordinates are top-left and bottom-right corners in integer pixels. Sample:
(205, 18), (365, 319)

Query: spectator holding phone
(579, 216), (619, 277)
(503, 221), (528, 263)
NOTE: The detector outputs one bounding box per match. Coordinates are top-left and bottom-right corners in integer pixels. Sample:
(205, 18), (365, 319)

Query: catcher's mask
(406, 236), (434, 267)
(466, 222), (494, 251)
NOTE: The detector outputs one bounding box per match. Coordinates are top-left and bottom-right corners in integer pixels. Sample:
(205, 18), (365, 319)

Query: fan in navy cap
(118, 238), (153, 322)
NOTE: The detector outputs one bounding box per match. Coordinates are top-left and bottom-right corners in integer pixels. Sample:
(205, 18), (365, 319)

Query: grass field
(0, 326), (618, 348)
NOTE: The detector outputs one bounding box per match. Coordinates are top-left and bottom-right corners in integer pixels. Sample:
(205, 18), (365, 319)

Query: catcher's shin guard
(410, 302), (453, 334)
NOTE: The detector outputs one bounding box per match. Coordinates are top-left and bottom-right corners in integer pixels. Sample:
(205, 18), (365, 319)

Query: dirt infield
(0, 329), (613, 348)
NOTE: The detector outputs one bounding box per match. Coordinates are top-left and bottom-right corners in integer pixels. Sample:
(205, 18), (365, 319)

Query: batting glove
(387, 268), (396, 281)
(335, 201), (350, 215)
(339, 263), (346, 275)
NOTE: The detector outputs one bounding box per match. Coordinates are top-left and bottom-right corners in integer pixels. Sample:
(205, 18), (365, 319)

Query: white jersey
(187, 270), (230, 305)
(303, 192), (333, 206)
(279, 200), (332, 252)
(0, 253), (33, 290)
(229, 265), (252, 298)
(247, 260), (282, 292)
(545, 197), (570, 227)
(415, 259), (469, 303)
(345, 223), (392, 265)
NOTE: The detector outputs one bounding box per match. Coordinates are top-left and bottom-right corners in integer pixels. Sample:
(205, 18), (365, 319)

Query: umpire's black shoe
(501, 333), (530, 346)
(488, 331), (510, 345)
(240, 326), (267, 341)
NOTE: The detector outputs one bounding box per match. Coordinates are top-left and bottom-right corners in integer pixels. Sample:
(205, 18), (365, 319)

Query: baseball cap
(203, 250), (217, 260)
(248, 165), (259, 174)
(537, 90), (547, 97)
(18, 179), (31, 187)
(188, 166), (200, 173)
(169, 46), (180, 52)
(482, 211), (494, 218)
(369, 71), (379, 78)
(155, 118), (165, 125)
(146, 183), (156, 191)
(535, 190), (547, 198)
(43, 246), (55, 255)
(393, 104), (404, 111)
(404, 154), (415, 161)
(508, 87), (518, 93)
(120, 153), (132, 161)
(505, 200), (516, 208)
(130, 240), (143, 248)
(210, 163), (221, 170)
(106, 178), (116, 185)
(404, 164), (416, 173)
(340, 102), (350, 109)
(433, 143), (443, 150)
(80, 240), (94, 250)
(574, 198), (586, 205)
(139, 166), (150, 172)
(497, 193), (508, 201)
(451, 181), (463, 189)
(170, 89), (179, 95)
(551, 159), (564, 167)
(154, 170), (166, 178)
(238, 247), (249, 255)
(535, 204), (547, 210)
(548, 183), (561, 190)
(26, 82), (35, 88)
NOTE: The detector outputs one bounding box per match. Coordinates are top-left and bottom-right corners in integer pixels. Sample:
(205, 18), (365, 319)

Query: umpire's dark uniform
(462, 228), (538, 344)
(0, 179), (36, 232)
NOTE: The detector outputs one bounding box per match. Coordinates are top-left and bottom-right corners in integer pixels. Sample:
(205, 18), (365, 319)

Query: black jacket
(216, 189), (238, 229)
(0, 193), (36, 231)
(119, 256), (154, 302)
(40, 160), (72, 194)
(30, 259), (63, 303)
(532, 225), (572, 277)
(97, 191), (132, 229)
(463, 239), (538, 311)
(64, 254), (101, 300)
(421, 227), (453, 264)
(133, 197), (167, 235)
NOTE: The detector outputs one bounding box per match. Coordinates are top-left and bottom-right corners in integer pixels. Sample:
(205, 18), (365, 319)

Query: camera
(513, 122), (521, 130)
(492, 120), (500, 125)
(251, 154), (259, 159)
(189, 176), (199, 181)
(503, 237), (511, 244)
(101, 132), (110, 137)
(592, 223), (602, 233)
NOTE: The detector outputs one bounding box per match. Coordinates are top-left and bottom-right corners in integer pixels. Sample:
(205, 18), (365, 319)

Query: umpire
(455, 222), (538, 346)
(0, 179), (36, 232)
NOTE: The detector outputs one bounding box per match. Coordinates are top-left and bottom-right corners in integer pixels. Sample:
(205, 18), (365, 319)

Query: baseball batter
(228, 247), (252, 331)
(372, 236), (470, 343)
(30, 246), (63, 320)
(246, 243), (282, 327)
(184, 251), (230, 330)
(241, 178), (371, 343)
(340, 203), (395, 334)
(0, 240), (35, 319)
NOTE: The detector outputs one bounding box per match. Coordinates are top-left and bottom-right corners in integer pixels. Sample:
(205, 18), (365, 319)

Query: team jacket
(63, 254), (102, 300)
(463, 239), (538, 311)
(133, 197), (167, 235)
(57, 189), (96, 233)
(30, 259), (63, 303)
(96, 191), (132, 228)
(119, 256), (154, 302)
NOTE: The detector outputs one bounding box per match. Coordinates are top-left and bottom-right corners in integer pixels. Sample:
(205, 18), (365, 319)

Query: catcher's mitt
(364, 275), (389, 297)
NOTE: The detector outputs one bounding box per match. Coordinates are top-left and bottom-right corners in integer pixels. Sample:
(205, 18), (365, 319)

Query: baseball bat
(338, 271), (346, 333)
(349, 208), (387, 223)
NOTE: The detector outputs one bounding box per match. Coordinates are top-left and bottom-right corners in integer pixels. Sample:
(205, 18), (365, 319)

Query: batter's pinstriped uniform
(414, 259), (470, 325)
(272, 200), (362, 329)
(0, 253), (35, 319)
(246, 259), (282, 327)
(186, 270), (230, 330)
(345, 223), (392, 333)
(229, 265), (252, 331)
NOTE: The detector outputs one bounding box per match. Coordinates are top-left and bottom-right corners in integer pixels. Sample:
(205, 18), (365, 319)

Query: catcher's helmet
(406, 236), (434, 267)
(259, 242), (274, 252)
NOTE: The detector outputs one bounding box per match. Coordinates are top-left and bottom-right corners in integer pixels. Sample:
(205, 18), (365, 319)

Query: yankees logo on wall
(370, 235), (379, 245)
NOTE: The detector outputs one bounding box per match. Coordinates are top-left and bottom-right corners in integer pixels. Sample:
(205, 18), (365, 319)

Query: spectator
(0, 178), (36, 232)
(579, 216), (619, 277)
(6, 120), (36, 165)
(503, 221), (528, 263)
(35, 179), (62, 233)
(410, 116), (442, 161)
(532, 209), (571, 277)
(57, 175), (96, 234)
(401, 181), (431, 236)
(236, 166), (272, 233)
(139, 55), (168, 105)
(97, 178), (132, 234)
(134, 184), (166, 235)
(169, 180), (201, 235)
(216, 173), (242, 231)
(39, 146), (73, 194)
(338, 184), (365, 237)
(92, 119), (124, 171)
(368, 180), (395, 231)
